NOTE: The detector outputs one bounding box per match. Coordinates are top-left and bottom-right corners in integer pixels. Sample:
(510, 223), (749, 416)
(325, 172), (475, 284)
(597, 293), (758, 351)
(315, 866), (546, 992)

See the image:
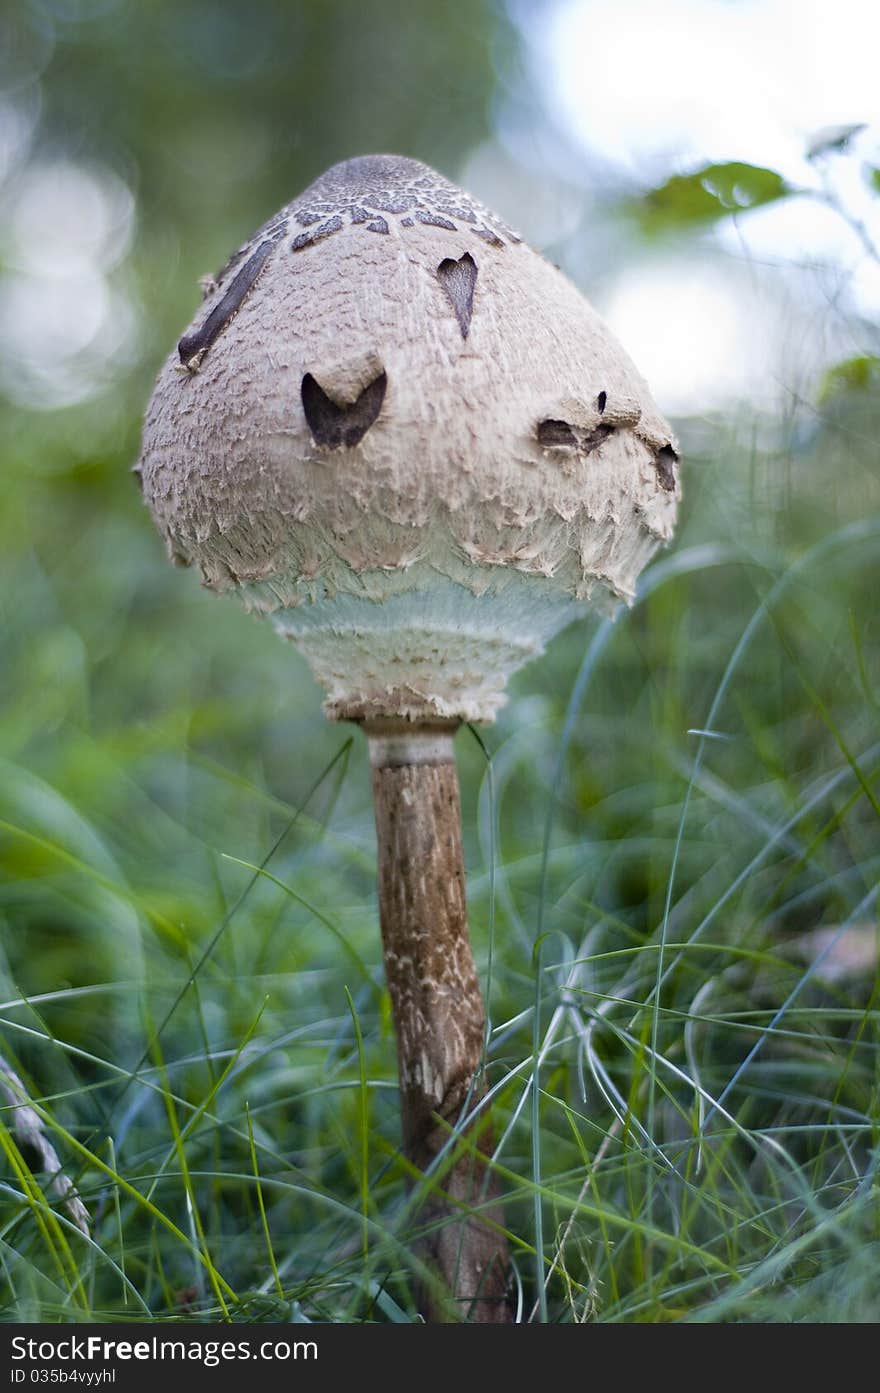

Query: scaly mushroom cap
(138, 155), (679, 722)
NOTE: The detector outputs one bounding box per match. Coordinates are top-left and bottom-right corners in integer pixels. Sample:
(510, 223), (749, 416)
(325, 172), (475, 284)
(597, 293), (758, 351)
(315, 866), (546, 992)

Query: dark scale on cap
(282, 155), (520, 254)
(301, 370), (388, 448)
(654, 444), (678, 491)
(290, 215), (344, 252)
(415, 209), (458, 231)
(436, 252), (478, 339)
(177, 233), (281, 371)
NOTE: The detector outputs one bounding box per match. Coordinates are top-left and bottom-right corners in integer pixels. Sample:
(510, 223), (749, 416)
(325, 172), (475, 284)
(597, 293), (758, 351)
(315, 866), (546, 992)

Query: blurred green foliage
(637, 160), (792, 230)
(819, 352), (880, 401)
(1, 0), (879, 1325)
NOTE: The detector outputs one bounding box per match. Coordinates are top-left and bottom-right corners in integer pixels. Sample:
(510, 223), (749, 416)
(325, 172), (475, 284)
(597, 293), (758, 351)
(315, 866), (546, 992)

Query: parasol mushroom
(137, 153), (679, 1322)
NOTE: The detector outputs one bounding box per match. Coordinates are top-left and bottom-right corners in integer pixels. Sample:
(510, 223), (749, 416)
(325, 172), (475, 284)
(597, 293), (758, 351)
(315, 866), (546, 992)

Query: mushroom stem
(365, 721), (511, 1323)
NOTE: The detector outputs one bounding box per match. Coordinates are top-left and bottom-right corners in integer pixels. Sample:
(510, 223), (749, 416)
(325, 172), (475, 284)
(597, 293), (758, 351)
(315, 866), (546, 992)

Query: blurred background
(1, 0), (879, 1322)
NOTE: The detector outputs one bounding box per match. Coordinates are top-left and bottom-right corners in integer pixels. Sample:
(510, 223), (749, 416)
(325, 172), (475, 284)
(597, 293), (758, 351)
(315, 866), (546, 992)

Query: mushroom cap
(138, 154), (679, 722)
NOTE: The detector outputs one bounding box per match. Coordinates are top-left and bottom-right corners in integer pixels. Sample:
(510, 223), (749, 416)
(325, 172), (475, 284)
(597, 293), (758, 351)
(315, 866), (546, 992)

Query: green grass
(1, 383), (879, 1322)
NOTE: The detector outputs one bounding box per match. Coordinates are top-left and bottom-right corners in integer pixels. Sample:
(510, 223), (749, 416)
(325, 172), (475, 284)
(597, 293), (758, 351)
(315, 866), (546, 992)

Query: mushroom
(137, 154), (680, 1322)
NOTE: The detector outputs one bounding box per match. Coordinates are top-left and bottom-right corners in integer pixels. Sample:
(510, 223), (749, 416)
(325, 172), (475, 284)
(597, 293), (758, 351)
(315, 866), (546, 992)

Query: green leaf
(867, 166), (880, 196)
(818, 354), (880, 402)
(638, 161), (792, 231)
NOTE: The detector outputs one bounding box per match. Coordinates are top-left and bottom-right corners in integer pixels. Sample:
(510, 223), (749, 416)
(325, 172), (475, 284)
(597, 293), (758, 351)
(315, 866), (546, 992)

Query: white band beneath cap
(366, 729), (457, 768)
